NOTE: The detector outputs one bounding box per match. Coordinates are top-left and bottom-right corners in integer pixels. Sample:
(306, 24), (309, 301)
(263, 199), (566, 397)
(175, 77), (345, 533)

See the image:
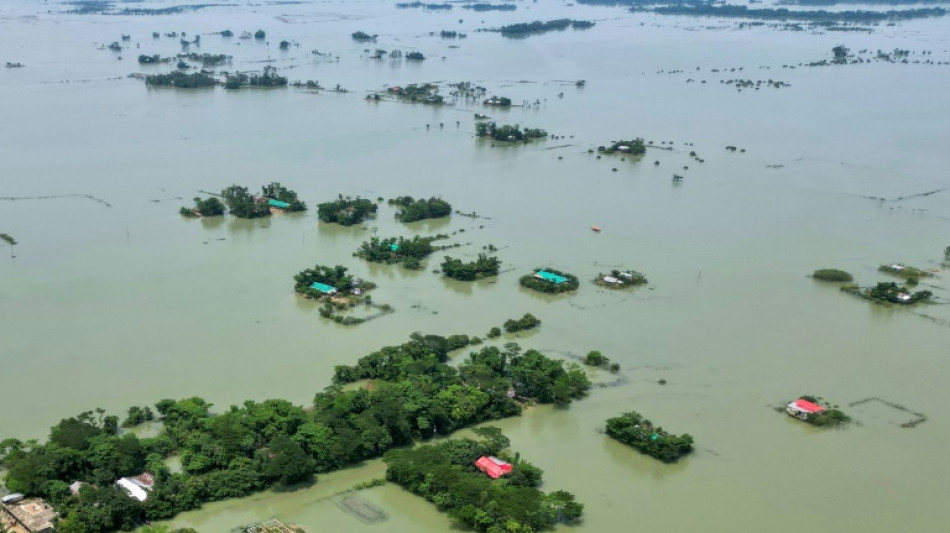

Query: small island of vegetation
(786, 395), (850, 427)
(812, 268), (853, 282)
(597, 139), (646, 156)
(843, 281), (932, 305)
(595, 269), (647, 289)
(179, 197), (225, 218)
(294, 264), (375, 301)
(384, 429), (583, 532)
(520, 268), (580, 294)
(583, 350), (620, 373)
(316, 196), (378, 226)
(145, 71), (216, 89)
(605, 411), (694, 463)
(441, 254), (502, 281)
(352, 31), (377, 42)
(503, 313), (541, 334)
(640, 5), (947, 23)
(389, 196), (452, 222)
(476, 122), (548, 143)
(354, 235), (449, 269)
(493, 19), (596, 37)
(215, 182), (305, 219)
(878, 263), (933, 284)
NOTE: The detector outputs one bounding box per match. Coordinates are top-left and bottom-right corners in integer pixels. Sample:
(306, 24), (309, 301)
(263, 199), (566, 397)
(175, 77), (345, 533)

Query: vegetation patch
(122, 406), (155, 428)
(640, 5), (947, 23)
(503, 313), (541, 334)
(476, 122), (547, 143)
(812, 268), (853, 282)
(441, 254), (501, 281)
(605, 411), (694, 463)
(224, 67), (288, 89)
(0, 233), (16, 246)
(352, 31), (377, 42)
(878, 263), (933, 284)
(384, 429), (583, 532)
(382, 83), (444, 104)
(491, 19), (596, 37)
(317, 196), (378, 226)
(294, 264), (376, 301)
(597, 139), (646, 156)
(520, 268), (580, 294)
(354, 235), (451, 269)
(145, 71), (215, 88)
(582, 350), (620, 373)
(842, 281), (932, 305)
(220, 185), (271, 219)
(389, 196), (452, 223)
(595, 269), (647, 289)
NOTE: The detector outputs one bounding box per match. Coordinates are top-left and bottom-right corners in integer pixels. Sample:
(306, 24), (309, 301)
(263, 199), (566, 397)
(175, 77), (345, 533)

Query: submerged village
(2, 1), (950, 533)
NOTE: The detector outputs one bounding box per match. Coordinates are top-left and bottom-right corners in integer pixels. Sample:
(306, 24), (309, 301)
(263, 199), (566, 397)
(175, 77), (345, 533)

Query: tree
(264, 435), (315, 485)
(832, 45), (850, 62)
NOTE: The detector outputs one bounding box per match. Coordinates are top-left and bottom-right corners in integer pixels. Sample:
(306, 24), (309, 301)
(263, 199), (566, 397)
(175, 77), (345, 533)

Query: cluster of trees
(254, 29), (266, 39)
(598, 139), (646, 156)
(293, 264), (358, 295)
(463, 3), (517, 11)
(605, 411), (694, 463)
(406, 51), (426, 60)
(122, 406), (155, 428)
(390, 84), (443, 104)
(476, 122), (548, 142)
(812, 269), (853, 282)
(221, 185), (271, 219)
(389, 196), (452, 222)
(224, 67), (288, 89)
(519, 269), (580, 294)
(316, 196), (378, 226)
(138, 55), (169, 64)
(396, 2), (453, 10)
(866, 282), (932, 304)
(439, 30), (466, 38)
(179, 53), (231, 66)
(503, 313), (541, 334)
(354, 235), (446, 269)
(0, 334), (590, 532)
(483, 96), (512, 107)
(794, 396), (851, 428)
(179, 197), (225, 218)
(262, 182), (307, 212)
(945, 246), (950, 261)
(441, 254), (501, 281)
(144, 71), (216, 88)
(352, 31), (377, 42)
(333, 336), (590, 406)
(495, 19), (594, 36)
(583, 351), (620, 373)
(643, 5), (947, 23)
(384, 429), (583, 532)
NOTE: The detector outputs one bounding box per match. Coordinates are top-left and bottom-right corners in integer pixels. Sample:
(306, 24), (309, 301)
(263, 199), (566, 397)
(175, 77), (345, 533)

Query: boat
(591, 225), (601, 232)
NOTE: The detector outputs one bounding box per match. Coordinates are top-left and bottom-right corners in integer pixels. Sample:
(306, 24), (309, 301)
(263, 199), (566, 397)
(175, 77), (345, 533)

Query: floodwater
(1, 0), (950, 531)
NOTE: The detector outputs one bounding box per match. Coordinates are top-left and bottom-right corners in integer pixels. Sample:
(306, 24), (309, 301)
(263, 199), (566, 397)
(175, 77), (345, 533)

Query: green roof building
(309, 282), (338, 294)
(535, 271), (568, 284)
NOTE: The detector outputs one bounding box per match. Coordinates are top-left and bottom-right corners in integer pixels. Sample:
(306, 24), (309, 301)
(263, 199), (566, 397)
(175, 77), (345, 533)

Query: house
(534, 271), (568, 284)
(786, 399), (826, 421)
(117, 473), (155, 502)
(602, 275), (623, 285)
(475, 456), (512, 479)
(2, 498), (57, 533)
(68, 481), (87, 496)
(309, 282), (338, 295)
(896, 292), (912, 302)
(267, 199), (290, 209)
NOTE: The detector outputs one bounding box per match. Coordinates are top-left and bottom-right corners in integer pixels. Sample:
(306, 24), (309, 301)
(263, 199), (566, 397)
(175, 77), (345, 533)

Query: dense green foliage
(179, 53), (231, 67)
(642, 5), (947, 22)
(406, 51), (426, 61)
(595, 269), (647, 288)
(866, 282), (932, 304)
(945, 246), (950, 261)
(597, 139), (646, 155)
(354, 235), (445, 269)
(0, 333), (589, 533)
(261, 182), (307, 212)
(396, 2), (453, 10)
(389, 196), (452, 222)
(794, 396), (851, 427)
(145, 71), (215, 88)
(352, 31), (377, 42)
(495, 19), (595, 36)
(605, 411), (694, 463)
(878, 263), (932, 283)
(179, 196), (225, 217)
(441, 254), (502, 281)
(316, 197), (377, 226)
(503, 313), (541, 334)
(122, 406), (154, 428)
(583, 350), (619, 372)
(220, 185), (271, 219)
(0, 233), (16, 246)
(476, 122), (547, 142)
(519, 269), (580, 294)
(390, 83), (443, 104)
(224, 67), (288, 89)
(463, 3), (517, 11)
(384, 432), (583, 532)
(293, 264), (356, 295)
(254, 30), (265, 39)
(812, 269), (853, 282)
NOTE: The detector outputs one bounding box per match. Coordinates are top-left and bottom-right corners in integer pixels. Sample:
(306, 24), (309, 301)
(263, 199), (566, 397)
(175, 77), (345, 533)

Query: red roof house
(787, 399), (827, 421)
(475, 456), (512, 479)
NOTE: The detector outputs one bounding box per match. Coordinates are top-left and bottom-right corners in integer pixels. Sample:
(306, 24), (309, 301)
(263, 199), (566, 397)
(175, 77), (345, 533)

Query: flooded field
(1, 0), (949, 531)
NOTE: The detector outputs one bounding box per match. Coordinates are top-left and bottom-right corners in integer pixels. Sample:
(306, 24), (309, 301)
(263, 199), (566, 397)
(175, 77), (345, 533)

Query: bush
(583, 351), (607, 367)
(389, 196), (452, 223)
(441, 254), (501, 281)
(502, 313), (541, 333)
(317, 197), (377, 225)
(812, 269), (853, 282)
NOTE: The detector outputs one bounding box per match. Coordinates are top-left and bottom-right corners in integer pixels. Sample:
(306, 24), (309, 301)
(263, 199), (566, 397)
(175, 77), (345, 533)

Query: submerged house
(309, 282), (338, 295)
(267, 199), (291, 210)
(786, 399), (826, 421)
(534, 271), (568, 284)
(1, 498), (57, 533)
(475, 456), (512, 479)
(117, 473), (154, 502)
